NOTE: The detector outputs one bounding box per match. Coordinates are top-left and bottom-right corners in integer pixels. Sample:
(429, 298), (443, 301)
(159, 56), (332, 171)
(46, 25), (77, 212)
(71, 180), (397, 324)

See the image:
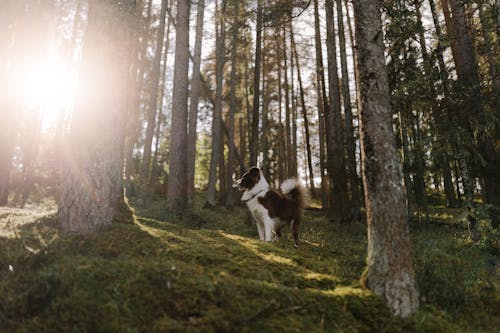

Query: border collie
(233, 167), (309, 247)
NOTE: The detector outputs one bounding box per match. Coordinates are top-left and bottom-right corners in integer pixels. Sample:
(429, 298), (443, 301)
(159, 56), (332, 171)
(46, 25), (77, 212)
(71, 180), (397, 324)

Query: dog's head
(233, 167), (261, 191)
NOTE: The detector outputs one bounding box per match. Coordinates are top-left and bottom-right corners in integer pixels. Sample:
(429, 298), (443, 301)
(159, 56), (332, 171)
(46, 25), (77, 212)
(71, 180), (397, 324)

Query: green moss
(1, 195), (499, 332)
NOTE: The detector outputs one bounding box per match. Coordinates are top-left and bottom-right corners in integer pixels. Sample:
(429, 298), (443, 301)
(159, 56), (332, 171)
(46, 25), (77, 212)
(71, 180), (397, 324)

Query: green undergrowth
(0, 193), (499, 332)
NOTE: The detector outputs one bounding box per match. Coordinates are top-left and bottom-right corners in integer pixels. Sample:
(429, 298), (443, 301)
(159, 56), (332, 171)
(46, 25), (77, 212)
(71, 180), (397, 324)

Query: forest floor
(1, 192), (499, 332)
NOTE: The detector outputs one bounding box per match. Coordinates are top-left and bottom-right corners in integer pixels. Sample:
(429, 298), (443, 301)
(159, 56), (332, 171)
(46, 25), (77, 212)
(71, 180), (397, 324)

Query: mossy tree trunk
(58, 0), (135, 233)
(353, 0), (419, 317)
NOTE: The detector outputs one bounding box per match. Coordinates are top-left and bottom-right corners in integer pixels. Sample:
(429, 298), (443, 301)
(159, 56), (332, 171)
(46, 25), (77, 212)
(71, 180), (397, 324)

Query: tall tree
(337, 0), (361, 221)
(225, 0), (240, 207)
(313, 0), (328, 208)
(353, 0), (419, 317)
(58, 0), (136, 233)
(291, 24), (315, 193)
(140, 0), (169, 187)
(206, 0), (226, 207)
(166, 0), (191, 207)
(250, 0), (263, 166)
(187, 0), (206, 197)
(428, 0), (457, 208)
(325, 0), (351, 222)
(448, 0), (500, 223)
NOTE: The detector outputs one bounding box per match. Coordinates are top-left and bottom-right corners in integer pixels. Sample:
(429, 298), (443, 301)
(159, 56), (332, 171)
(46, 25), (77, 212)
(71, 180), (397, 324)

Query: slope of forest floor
(1, 193), (499, 332)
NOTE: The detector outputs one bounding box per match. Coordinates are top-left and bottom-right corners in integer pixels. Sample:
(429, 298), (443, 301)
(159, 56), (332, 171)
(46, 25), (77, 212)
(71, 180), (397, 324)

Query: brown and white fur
(233, 167), (309, 247)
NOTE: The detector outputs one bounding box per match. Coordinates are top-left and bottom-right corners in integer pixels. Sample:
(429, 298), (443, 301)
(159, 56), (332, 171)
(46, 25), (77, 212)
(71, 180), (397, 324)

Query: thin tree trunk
(250, 0), (263, 166)
(313, 0), (328, 209)
(289, 22), (298, 178)
(206, 0), (226, 207)
(261, 31), (269, 177)
(353, 0), (419, 317)
(478, 3), (500, 223)
(291, 24), (315, 193)
(428, 0), (457, 208)
(187, 0), (206, 197)
(399, 111), (413, 217)
(325, 0), (351, 222)
(449, 0), (488, 239)
(166, 0), (191, 207)
(336, 0), (360, 221)
(125, 0), (153, 187)
(140, 0), (168, 186)
(150, 18), (171, 186)
(225, 0), (239, 207)
(277, 33), (285, 183)
(282, 27), (293, 178)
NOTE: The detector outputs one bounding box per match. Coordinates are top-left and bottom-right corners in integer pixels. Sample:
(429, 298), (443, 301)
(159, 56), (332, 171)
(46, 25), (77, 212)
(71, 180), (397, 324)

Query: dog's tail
(280, 178), (310, 209)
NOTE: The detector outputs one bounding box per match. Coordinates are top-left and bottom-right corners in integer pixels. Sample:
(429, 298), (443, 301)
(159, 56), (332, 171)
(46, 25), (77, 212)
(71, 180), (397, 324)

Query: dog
(233, 167), (309, 247)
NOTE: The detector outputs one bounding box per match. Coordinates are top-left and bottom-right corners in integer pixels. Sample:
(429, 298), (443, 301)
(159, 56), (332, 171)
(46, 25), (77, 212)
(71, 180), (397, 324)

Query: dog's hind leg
(292, 216), (300, 247)
(264, 217), (275, 241)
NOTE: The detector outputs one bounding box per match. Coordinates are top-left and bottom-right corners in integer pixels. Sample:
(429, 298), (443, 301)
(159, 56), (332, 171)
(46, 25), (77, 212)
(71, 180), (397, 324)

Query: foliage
(1, 195), (499, 332)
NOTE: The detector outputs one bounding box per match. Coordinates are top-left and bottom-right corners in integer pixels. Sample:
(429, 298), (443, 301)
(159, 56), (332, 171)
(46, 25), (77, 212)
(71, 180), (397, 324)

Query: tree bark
(313, 0), (328, 209)
(291, 24), (315, 193)
(282, 27), (293, 178)
(206, 0), (226, 207)
(166, 0), (190, 207)
(337, 0), (361, 222)
(187, 0), (206, 197)
(58, 0), (135, 233)
(250, 0), (263, 166)
(225, 0), (239, 207)
(353, 0), (419, 317)
(325, 0), (351, 222)
(140, 0), (168, 186)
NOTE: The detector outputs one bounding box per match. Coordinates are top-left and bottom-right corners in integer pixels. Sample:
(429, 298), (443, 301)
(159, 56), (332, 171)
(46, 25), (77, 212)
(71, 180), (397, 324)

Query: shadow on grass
(1, 197), (497, 332)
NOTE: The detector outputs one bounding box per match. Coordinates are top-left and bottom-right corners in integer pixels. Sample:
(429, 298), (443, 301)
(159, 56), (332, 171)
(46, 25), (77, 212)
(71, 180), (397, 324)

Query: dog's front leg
(256, 220), (265, 240)
(263, 217), (275, 242)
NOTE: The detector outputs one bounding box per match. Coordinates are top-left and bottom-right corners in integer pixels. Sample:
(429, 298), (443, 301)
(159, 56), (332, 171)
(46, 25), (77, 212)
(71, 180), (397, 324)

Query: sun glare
(19, 60), (76, 129)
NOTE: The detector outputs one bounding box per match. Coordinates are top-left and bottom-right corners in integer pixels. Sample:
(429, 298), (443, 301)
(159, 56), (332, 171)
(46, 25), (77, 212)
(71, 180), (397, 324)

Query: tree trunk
(337, 0), (361, 222)
(289, 23), (298, 178)
(206, 0), (226, 207)
(140, 0), (168, 186)
(449, 0), (490, 238)
(125, 0), (153, 188)
(428, 0), (459, 208)
(58, 0), (135, 233)
(250, 0), (263, 166)
(291, 24), (315, 193)
(225, 0), (239, 207)
(166, 0), (191, 207)
(325, 0), (351, 222)
(150, 17), (171, 187)
(478, 3), (500, 223)
(313, 0), (328, 209)
(187, 0), (206, 197)
(277, 33), (285, 183)
(353, 0), (419, 317)
(282, 27), (293, 178)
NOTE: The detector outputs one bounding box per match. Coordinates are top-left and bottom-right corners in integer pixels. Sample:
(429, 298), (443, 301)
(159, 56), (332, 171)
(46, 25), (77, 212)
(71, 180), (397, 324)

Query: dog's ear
(249, 167), (260, 182)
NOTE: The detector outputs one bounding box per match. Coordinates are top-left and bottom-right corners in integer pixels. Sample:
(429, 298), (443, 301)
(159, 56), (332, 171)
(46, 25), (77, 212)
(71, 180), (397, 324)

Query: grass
(0, 192), (499, 332)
